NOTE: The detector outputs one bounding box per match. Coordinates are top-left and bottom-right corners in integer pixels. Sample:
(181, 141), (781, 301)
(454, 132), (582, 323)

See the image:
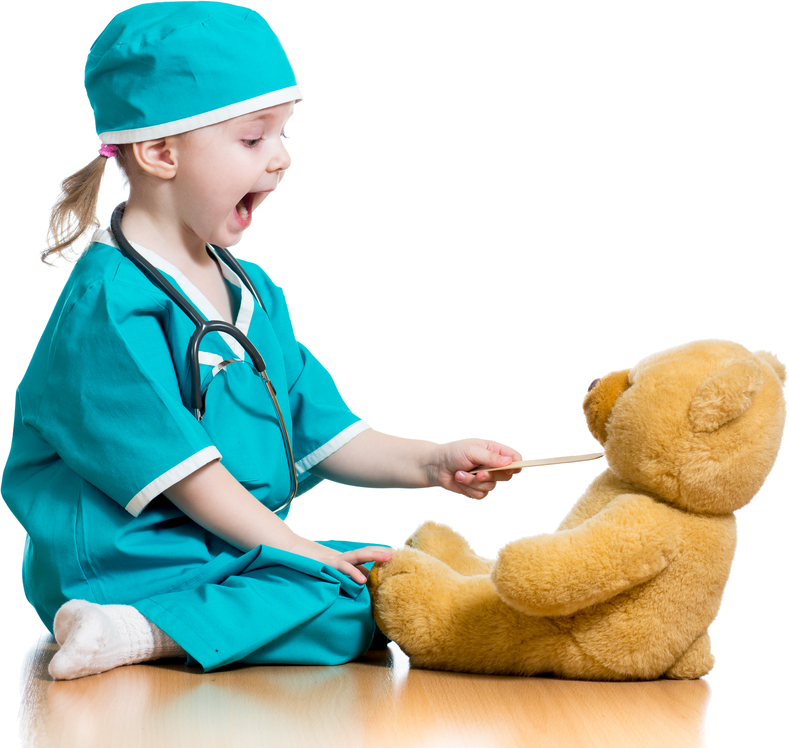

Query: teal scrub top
(1, 231), (371, 655)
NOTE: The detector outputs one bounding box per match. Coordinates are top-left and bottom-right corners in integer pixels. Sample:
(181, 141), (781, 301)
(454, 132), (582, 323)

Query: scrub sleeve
(1, 239), (383, 670)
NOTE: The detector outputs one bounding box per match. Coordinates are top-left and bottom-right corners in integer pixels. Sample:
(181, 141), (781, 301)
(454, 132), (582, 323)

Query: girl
(1, 1), (520, 680)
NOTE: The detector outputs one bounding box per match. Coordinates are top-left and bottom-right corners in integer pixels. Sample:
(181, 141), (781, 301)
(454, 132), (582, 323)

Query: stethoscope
(110, 202), (298, 513)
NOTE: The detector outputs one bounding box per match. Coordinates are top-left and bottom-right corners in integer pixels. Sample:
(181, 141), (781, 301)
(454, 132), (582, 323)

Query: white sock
(49, 600), (186, 680)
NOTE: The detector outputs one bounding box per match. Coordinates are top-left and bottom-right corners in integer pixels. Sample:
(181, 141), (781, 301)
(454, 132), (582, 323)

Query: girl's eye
(242, 133), (288, 146)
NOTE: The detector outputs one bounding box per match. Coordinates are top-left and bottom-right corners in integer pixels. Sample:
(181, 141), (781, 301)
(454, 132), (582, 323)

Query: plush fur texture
(368, 340), (786, 680)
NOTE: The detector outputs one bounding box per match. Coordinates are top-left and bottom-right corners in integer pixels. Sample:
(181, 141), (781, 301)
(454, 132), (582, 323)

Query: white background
(1, 1), (787, 745)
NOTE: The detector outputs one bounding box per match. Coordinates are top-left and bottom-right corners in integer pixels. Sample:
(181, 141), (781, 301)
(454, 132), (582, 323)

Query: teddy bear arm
(492, 496), (678, 616)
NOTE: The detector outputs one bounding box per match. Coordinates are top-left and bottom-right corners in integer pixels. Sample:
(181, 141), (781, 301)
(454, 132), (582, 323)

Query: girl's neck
(119, 195), (214, 271)
(119, 196), (235, 323)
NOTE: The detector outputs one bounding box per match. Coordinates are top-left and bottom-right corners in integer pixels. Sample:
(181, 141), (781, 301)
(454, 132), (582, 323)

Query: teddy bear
(368, 340), (786, 680)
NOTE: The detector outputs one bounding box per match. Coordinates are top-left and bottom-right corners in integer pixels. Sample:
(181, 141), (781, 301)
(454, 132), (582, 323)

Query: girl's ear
(131, 139), (178, 179)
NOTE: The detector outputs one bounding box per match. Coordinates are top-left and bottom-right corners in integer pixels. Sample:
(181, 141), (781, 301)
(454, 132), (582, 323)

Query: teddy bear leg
(368, 547), (559, 674)
(664, 631), (714, 679)
(368, 547), (472, 670)
(404, 521), (493, 575)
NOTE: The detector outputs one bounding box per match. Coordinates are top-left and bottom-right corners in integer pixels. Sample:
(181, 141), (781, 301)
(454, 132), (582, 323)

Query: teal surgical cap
(85, 1), (301, 144)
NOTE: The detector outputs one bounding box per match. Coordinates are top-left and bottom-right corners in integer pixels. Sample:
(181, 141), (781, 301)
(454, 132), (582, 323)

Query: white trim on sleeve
(124, 446), (222, 517)
(294, 421), (371, 476)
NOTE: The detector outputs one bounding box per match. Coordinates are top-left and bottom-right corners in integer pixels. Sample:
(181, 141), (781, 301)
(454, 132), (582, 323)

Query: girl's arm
(311, 429), (522, 500)
(164, 460), (391, 583)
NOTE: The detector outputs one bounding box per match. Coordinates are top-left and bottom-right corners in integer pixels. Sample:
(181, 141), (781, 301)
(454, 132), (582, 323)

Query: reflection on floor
(18, 635), (709, 748)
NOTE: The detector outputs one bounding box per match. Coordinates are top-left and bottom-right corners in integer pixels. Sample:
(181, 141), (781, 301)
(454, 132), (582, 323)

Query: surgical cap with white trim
(85, 1), (301, 144)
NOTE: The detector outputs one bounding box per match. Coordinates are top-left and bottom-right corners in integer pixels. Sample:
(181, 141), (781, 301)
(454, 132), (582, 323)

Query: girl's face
(169, 101), (294, 248)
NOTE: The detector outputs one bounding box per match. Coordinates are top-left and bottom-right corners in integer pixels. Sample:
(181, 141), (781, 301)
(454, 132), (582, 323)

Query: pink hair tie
(99, 144), (119, 158)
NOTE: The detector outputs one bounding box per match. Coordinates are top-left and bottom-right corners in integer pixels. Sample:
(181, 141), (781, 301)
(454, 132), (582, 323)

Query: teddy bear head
(583, 340), (786, 514)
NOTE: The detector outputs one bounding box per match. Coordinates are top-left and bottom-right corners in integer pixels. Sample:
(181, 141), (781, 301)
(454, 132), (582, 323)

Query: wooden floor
(5, 469), (787, 748)
(4, 635), (715, 748)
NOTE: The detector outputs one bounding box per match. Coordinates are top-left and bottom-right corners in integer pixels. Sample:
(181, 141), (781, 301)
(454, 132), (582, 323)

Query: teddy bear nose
(588, 378), (601, 392)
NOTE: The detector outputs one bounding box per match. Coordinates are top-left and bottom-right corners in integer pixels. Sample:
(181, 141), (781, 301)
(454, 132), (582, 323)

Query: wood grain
(16, 636), (708, 748)
(469, 453), (604, 475)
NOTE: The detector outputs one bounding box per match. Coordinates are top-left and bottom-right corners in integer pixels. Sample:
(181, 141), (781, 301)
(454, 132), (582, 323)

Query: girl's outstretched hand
(287, 539), (393, 583)
(428, 439), (522, 500)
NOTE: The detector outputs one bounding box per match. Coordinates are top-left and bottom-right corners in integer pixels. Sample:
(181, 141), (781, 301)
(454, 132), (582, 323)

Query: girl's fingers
(453, 473), (489, 500)
(468, 471), (496, 489)
(353, 546), (394, 561)
(340, 555), (391, 583)
(456, 470), (495, 496)
(344, 563), (367, 583)
(468, 442), (521, 471)
(331, 559), (367, 583)
(340, 547), (393, 567)
(458, 467), (525, 497)
(479, 440), (522, 460)
(311, 545), (393, 582)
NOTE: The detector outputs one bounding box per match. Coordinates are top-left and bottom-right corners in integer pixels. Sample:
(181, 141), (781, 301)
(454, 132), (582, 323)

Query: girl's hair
(43, 147), (130, 263)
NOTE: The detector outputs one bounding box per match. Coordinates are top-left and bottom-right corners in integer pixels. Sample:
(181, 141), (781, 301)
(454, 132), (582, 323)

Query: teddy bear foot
(664, 632), (714, 679)
(368, 547), (473, 669)
(405, 521), (493, 576)
(370, 548), (562, 675)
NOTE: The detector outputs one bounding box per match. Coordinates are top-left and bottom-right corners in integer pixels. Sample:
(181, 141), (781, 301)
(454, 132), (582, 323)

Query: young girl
(1, 1), (520, 680)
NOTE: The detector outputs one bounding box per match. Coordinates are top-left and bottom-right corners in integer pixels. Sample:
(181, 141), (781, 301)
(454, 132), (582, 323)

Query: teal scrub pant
(133, 540), (382, 671)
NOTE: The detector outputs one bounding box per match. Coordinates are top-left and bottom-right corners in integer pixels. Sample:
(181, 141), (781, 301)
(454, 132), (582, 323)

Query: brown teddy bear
(368, 340), (786, 680)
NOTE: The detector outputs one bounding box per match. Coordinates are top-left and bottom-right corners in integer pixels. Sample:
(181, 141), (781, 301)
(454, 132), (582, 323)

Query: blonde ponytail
(43, 156), (108, 263)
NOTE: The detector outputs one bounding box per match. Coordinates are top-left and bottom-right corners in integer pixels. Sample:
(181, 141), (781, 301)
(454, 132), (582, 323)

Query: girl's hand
(287, 539), (393, 583)
(427, 439), (522, 500)
(166, 461), (391, 576)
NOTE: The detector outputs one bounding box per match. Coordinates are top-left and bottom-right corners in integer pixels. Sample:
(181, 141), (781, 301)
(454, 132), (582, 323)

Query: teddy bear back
(585, 340), (786, 515)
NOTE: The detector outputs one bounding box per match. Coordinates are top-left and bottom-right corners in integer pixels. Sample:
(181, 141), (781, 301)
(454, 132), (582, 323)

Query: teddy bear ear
(689, 359), (764, 433)
(755, 350), (786, 385)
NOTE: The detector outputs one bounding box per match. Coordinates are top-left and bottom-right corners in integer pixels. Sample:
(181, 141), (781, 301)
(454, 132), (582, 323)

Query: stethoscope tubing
(109, 202), (298, 512)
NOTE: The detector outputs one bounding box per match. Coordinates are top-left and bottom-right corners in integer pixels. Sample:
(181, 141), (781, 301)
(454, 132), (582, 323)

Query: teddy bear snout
(583, 369), (631, 444)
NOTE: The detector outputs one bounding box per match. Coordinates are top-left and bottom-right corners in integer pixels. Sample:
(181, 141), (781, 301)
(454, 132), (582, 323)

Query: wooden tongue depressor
(469, 452), (604, 475)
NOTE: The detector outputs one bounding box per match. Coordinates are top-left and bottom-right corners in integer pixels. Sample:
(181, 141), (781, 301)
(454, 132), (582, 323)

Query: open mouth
(235, 193), (255, 224)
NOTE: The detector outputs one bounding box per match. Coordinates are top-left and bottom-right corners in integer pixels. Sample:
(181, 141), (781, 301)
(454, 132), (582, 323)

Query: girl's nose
(268, 139), (291, 174)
